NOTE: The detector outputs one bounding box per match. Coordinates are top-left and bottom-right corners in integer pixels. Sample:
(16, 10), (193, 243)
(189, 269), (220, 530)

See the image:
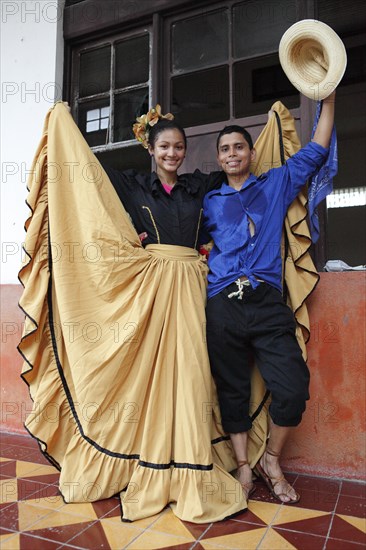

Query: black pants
(206, 282), (310, 433)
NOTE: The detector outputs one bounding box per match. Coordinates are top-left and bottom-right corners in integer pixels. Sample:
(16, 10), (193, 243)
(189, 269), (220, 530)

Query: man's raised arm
(312, 91), (336, 149)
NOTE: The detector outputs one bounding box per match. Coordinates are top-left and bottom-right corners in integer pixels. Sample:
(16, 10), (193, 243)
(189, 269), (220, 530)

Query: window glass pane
(171, 66), (230, 127)
(80, 46), (111, 97)
(115, 35), (149, 89)
(101, 106), (110, 118)
(330, 53), (366, 193)
(87, 109), (100, 121)
(172, 10), (228, 72)
(100, 117), (109, 130)
(234, 55), (299, 118)
(325, 78), (366, 266)
(86, 120), (100, 132)
(114, 88), (149, 142)
(78, 99), (110, 147)
(318, 0), (366, 35)
(326, 206), (366, 265)
(96, 146), (151, 174)
(340, 45), (366, 87)
(233, 0), (296, 59)
(252, 64), (297, 102)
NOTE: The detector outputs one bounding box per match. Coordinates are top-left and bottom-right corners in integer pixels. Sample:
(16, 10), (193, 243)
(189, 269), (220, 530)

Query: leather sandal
(254, 448), (300, 504)
(236, 459), (256, 499)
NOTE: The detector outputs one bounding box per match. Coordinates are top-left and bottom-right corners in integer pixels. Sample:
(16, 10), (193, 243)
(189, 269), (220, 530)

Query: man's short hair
(216, 125), (254, 152)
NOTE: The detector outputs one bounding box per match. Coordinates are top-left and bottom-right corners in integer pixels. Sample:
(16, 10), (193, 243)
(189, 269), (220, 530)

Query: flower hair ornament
(132, 104), (174, 149)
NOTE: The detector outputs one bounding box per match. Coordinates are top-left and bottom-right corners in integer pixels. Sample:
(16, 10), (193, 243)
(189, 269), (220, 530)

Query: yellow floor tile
(57, 501), (98, 519)
(337, 514), (366, 533)
(202, 527), (268, 549)
(198, 542), (229, 549)
(17, 500), (97, 532)
(17, 502), (55, 531)
(100, 519), (144, 548)
(16, 460), (55, 478)
(128, 530), (194, 549)
(272, 506), (329, 525)
(259, 527), (297, 549)
(23, 508), (95, 531)
(149, 509), (196, 539)
(0, 478), (17, 504)
(17, 462), (58, 478)
(247, 500), (281, 524)
(26, 495), (66, 511)
(0, 457), (12, 462)
(113, 509), (167, 530)
(0, 531), (17, 543)
(0, 533), (20, 550)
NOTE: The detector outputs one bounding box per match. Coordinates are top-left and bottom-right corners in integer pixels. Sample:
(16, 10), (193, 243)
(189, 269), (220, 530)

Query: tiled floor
(0, 433), (365, 549)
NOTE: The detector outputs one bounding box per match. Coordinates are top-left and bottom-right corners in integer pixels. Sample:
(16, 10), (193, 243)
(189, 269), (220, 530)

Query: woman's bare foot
(236, 461), (255, 500)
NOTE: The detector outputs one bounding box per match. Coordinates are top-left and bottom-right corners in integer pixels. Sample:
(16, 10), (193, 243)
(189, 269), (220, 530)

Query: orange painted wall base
(1, 273), (365, 480)
(281, 272), (366, 481)
(1, 284), (32, 436)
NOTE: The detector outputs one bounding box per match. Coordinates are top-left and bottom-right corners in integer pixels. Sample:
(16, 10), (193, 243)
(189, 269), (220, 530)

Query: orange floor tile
(0, 432), (365, 549)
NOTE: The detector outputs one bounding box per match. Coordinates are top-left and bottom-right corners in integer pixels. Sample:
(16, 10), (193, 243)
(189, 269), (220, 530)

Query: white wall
(1, 0), (65, 283)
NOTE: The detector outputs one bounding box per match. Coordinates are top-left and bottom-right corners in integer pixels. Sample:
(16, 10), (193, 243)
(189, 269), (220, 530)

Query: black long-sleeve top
(104, 168), (225, 249)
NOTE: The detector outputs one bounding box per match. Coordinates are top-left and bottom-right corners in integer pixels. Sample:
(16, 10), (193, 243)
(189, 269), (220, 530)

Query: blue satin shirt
(201, 141), (329, 299)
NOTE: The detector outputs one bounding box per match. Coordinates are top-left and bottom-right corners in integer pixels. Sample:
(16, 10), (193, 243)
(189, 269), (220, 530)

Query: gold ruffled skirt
(18, 103), (269, 523)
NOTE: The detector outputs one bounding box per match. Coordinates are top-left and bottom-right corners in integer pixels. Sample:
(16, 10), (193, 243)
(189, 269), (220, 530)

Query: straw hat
(279, 19), (347, 101)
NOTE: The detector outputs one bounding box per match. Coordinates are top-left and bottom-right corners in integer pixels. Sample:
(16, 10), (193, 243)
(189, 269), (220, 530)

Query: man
(202, 92), (336, 502)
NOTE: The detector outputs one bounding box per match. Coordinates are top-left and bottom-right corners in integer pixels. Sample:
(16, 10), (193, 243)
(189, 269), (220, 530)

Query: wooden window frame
(66, 0), (366, 270)
(69, 26), (153, 154)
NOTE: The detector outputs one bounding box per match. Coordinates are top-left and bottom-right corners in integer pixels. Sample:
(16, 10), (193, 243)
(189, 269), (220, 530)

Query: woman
(19, 103), (268, 523)
(103, 107), (223, 252)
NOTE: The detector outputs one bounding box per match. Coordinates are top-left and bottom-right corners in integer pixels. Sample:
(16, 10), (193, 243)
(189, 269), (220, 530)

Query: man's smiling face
(217, 132), (256, 184)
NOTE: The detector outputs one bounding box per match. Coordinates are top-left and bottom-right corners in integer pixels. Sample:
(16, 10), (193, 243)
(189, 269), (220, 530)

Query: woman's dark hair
(148, 119), (187, 149)
(216, 125), (254, 151)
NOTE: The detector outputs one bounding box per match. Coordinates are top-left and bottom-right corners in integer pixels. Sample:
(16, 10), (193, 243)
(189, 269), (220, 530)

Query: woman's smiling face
(149, 129), (186, 180)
